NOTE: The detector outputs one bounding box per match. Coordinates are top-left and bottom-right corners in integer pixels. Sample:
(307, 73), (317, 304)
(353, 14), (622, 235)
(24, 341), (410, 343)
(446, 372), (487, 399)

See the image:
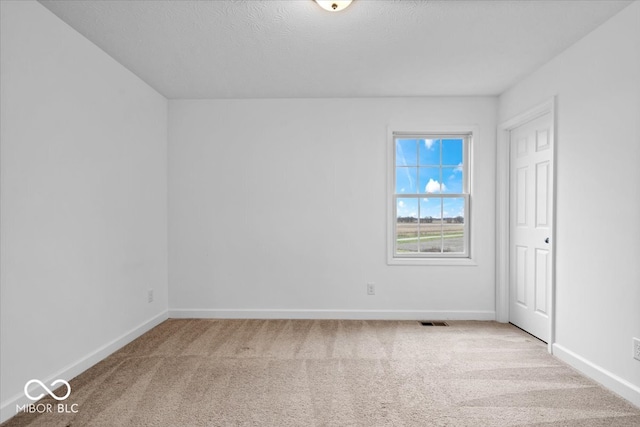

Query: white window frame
(387, 127), (477, 266)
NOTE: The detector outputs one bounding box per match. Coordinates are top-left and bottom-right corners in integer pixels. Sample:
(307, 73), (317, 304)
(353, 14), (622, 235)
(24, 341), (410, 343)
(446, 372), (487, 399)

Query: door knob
(545, 237), (550, 244)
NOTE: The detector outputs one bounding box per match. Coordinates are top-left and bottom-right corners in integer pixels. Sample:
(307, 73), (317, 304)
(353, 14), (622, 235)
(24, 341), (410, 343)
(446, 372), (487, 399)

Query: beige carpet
(4, 319), (640, 426)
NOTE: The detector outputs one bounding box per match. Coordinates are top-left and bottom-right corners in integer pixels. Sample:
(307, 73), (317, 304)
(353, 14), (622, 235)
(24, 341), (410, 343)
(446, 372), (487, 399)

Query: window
(389, 132), (471, 263)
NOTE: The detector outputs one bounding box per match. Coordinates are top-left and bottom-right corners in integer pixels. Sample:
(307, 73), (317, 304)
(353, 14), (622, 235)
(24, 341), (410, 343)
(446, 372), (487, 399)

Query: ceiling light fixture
(315, 0), (352, 12)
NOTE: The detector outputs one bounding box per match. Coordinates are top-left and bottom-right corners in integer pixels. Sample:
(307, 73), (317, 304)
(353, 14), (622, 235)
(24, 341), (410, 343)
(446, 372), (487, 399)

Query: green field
(396, 221), (464, 253)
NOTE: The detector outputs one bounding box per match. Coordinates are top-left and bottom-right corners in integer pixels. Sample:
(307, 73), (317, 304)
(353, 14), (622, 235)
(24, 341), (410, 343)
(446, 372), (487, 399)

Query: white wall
(0, 1), (168, 421)
(169, 97), (497, 318)
(499, 2), (640, 404)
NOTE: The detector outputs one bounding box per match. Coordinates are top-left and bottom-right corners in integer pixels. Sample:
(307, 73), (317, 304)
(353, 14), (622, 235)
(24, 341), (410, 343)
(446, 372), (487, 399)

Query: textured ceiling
(38, 0), (633, 99)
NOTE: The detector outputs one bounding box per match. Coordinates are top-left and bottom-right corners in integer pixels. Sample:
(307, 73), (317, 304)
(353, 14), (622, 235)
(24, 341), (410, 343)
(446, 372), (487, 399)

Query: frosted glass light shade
(315, 1), (353, 12)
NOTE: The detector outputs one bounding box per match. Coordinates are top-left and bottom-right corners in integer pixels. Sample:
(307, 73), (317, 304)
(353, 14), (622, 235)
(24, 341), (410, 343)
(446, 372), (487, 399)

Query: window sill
(387, 257), (478, 267)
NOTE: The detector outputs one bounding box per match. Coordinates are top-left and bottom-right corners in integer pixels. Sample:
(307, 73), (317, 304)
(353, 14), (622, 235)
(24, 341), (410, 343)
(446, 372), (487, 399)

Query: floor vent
(420, 321), (448, 327)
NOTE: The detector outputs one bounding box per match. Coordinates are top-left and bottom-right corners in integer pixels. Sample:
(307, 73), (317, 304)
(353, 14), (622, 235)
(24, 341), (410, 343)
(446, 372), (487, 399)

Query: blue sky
(397, 197), (465, 219)
(396, 138), (463, 194)
(396, 138), (465, 218)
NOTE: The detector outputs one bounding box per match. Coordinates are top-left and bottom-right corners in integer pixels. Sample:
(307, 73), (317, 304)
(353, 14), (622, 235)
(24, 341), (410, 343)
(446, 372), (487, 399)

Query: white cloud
(424, 139), (435, 150)
(425, 178), (446, 193)
(398, 200), (405, 208)
(455, 162), (463, 173)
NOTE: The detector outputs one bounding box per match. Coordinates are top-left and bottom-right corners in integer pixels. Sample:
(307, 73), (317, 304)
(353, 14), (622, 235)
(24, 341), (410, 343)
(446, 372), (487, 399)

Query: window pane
(442, 198), (465, 253)
(391, 133), (469, 260)
(442, 139), (463, 166)
(420, 198), (442, 253)
(419, 139), (440, 166)
(442, 167), (463, 193)
(396, 198), (419, 253)
(397, 197), (419, 222)
(396, 167), (417, 193)
(396, 139), (417, 166)
(419, 167), (443, 194)
(420, 196), (442, 220)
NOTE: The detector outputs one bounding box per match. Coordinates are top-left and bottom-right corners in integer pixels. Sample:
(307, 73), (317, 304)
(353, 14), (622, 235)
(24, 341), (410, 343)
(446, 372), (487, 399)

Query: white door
(509, 112), (553, 342)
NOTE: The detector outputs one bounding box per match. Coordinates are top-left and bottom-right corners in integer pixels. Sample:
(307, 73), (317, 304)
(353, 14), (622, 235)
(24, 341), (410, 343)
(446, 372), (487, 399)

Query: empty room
(1, 0), (639, 425)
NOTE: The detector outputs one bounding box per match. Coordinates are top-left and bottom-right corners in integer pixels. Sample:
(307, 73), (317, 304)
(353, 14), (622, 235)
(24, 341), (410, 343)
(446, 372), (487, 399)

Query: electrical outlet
(147, 289), (154, 303)
(633, 338), (640, 361)
(367, 282), (375, 296)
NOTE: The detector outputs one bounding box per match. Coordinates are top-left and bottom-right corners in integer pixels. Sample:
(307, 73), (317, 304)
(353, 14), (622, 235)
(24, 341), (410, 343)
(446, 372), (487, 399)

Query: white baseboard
(0, 310), (169, 424)
(168, 308), (496, 321)
(553, 343), (640, 408)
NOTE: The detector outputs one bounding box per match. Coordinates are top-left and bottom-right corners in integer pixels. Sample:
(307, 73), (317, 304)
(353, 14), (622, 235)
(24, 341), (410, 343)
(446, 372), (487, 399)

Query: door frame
(496, 97), (557, 353)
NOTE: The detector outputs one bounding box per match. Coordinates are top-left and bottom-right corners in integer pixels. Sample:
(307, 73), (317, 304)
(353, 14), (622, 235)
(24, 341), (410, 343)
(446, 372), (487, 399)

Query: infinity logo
(24, 379), (71, 401)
